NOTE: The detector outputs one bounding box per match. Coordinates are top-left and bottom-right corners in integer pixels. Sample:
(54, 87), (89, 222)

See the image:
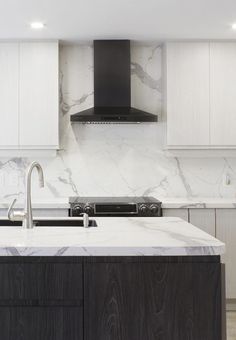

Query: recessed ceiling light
(30, 22), (45, 30)
(232, 23), (236, 30)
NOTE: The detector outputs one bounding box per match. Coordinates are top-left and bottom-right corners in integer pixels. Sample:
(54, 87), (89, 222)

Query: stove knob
(73, 205), (83, 216)
(150, 204), (159, 215)
(84, 205), (94, 216)
(139, 204), (148, 215)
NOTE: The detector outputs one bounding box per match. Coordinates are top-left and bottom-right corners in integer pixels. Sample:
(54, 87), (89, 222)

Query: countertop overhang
(0, 197), (236, 210)
(0, 217), (225, 256)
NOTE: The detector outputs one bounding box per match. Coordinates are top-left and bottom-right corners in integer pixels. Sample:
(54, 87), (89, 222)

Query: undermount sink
(0, 218), (97, 227)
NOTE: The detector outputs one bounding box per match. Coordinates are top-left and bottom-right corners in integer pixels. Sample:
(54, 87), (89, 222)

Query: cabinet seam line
(18, 43), (20, 147)
(209, 43), (211, 146)
(215, 208), (217, 237)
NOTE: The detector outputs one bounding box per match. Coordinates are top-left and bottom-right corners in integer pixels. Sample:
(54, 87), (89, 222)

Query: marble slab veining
(0, 217), (225, 256)
(0, 197), (236, 210)
(1, 44), (236, 202)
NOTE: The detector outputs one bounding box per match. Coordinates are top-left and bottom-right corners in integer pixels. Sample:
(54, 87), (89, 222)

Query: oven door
(94, 203), (138, 216)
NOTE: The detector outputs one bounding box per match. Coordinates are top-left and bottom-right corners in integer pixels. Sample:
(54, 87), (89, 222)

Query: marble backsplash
(0, 43), (236, 201)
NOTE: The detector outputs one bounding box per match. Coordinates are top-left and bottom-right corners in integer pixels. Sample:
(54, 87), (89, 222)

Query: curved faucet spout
(23, 161), (45, 229)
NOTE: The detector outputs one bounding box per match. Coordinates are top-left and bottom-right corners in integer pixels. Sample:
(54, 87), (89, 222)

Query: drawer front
(0, 263), (82, 304)
(0, 307), (83, 340)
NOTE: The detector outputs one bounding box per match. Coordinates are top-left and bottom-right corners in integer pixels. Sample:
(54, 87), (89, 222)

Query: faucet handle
(8, 199), (25, 222)
(80, 213), (89, 228)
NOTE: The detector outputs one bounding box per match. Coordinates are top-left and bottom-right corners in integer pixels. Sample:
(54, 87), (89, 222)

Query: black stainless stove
(69, 197), (162, 217)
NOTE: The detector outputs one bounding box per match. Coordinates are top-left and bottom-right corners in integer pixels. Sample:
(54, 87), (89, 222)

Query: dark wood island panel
(0, 256), (226, 340)
(84, 256), (226, 340)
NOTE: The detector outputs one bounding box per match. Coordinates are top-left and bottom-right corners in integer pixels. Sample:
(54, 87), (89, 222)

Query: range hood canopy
(71, 40), (157, 124)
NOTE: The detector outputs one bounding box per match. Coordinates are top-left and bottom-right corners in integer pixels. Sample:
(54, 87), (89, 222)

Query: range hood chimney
(71, 40), (157, 123)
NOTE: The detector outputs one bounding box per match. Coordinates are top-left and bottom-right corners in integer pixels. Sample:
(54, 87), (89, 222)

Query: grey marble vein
(175, 158), (194, 198)
(142, 176), (169, 196)
(131, 61), (161, 91)
(59, 71), (69, 116)
(72, 92), (94, 107)
(1, 43), (236, 202)
(57, 153), (79, 195)
(54, 247), (70, 256)
(58, 168), (79, 195)
(3, 192), (24, 200)
(5, 247), (21, 256)
(147, 45), (161, 62)
(0, 217), (224, 257)
(46, 182), (60, 197)
(60, 70), (93, 116)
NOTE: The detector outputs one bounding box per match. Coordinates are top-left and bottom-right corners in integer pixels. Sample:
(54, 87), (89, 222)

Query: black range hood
(71, 40), (157, 123)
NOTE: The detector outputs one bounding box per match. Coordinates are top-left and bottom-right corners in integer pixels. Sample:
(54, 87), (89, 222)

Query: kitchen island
(0, 217), (226, 340)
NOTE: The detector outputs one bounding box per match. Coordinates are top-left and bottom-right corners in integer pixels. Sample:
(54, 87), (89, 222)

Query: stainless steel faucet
(8, 161), (44, 229)
(82, 213), (89, 228)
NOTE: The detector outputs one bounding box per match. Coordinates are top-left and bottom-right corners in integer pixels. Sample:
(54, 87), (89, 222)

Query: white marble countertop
(0, 197), (235, 210)
(0, 217), (225, 256)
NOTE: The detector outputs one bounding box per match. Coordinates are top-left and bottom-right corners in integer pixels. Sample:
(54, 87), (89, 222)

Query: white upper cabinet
(19, 42), (59, 149)
(166, 42), (236, 151)
(0, 41), (59, 153)
(0, 44), (19, 147)
(210, 43), (236, 146)
(166, 42), (210, 147)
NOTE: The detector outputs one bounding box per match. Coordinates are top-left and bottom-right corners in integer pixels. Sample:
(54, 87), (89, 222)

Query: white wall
(0, 43), (236, 201)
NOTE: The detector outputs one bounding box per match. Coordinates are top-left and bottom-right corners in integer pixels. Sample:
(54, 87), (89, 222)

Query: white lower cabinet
(189, 209), (215, 236)
(162, 208), (188, 221)
(164, 207), (235, 300)
(215, 209), (236, 299)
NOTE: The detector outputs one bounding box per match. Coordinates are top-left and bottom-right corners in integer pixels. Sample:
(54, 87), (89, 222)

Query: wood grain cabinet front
(84, 260), (224, 340)
(0, 263), (83, 303)
(0, 261), (83, 340)
(0, 307), (82, 340)
(0, 257), (225, 340)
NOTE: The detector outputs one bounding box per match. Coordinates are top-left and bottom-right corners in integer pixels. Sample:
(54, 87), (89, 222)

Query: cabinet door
(166, 43), (210, 146)
(216, 209), (236, 299)
(0, 263), (83, 301)
(189, 209), (215, 236)
(162, 208), (189, 221)
(210, 43), (236, 146)
(0, 307), (82, 340)
(19, 42), (59, 148)
(0, 261), (83, 340)
(0, 43), (19, 147)
(84, 262), (222, 340)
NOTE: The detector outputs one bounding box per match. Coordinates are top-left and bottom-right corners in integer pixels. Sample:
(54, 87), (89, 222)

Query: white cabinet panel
(19, 42), (59, 148)
(189, 209), (215, 236)
(0, 44), (19, 147)
(210, 43), (236, 146)
(162, 208), (188, 221)
(166, 43), (210, 146)
(216, 209), (236, 299)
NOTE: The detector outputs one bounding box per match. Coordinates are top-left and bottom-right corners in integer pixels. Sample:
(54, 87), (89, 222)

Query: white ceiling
(1, 0), (236, 41)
